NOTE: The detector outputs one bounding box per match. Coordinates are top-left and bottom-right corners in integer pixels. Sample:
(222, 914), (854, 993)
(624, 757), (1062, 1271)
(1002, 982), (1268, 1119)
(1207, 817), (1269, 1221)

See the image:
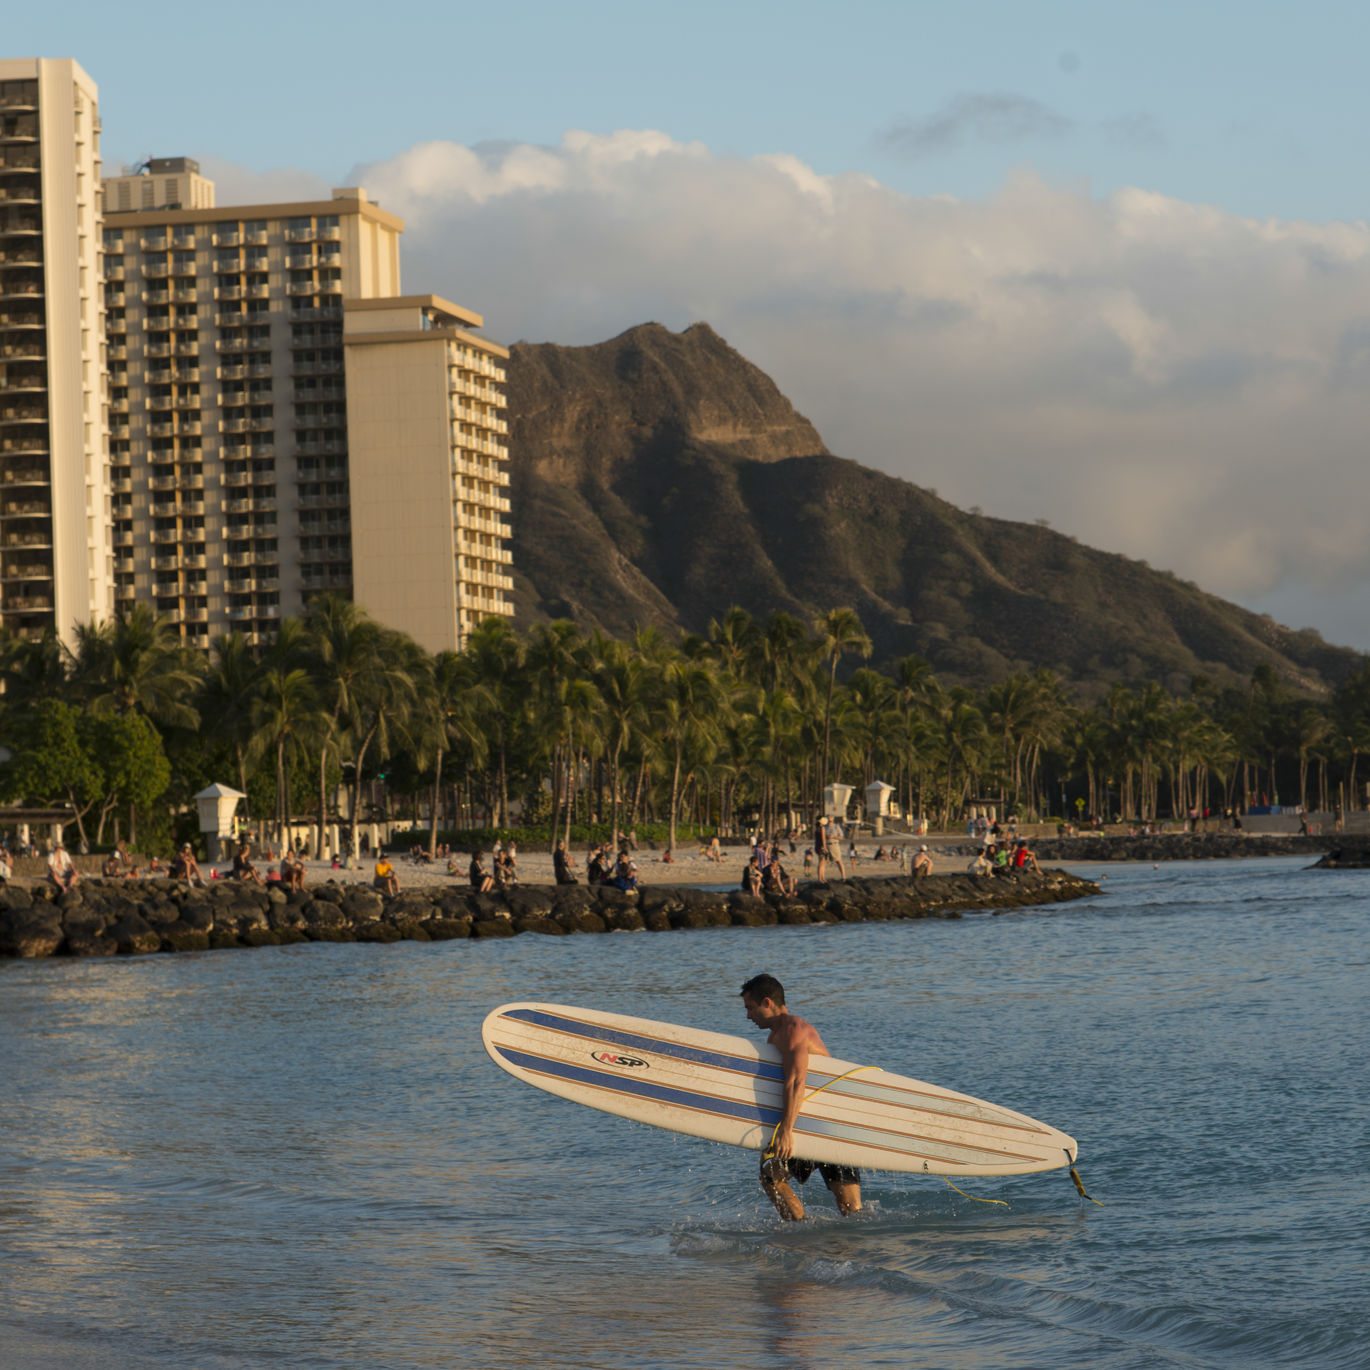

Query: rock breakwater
(0, 869), (1099, 959)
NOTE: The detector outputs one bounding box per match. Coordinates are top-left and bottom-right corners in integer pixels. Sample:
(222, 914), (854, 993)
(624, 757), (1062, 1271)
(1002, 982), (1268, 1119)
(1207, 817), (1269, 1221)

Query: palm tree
(463, 617), (526, 828)
(593, 638), (649, 853)
(303, 595), (390, 858)
(813, 607), (872, 795)
(654, 653), (724, 853)
(409, 650), (488, 858)
(69, 603), (202, 729)
(341, 629), (422, 857)
(248, 663), (322, 848)
(203, 631), (262, 803)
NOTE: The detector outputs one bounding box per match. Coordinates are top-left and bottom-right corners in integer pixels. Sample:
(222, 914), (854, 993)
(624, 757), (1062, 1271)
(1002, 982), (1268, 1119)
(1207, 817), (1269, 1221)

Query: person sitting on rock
(553, 840), (578, 885)
(113, 839), (140, 877)
(47, 839), (80, 891)
(742, 854), (763, 897)
(1012, 839), (1040, 873)
(374, 855), (400, 896)
(102, 851), (122, 878)
(990, 844), (1011, 874)
(0, 848), (11, 883)
(494, 848), (518, 891)
(233, 842), (264, 885)
(913, 844), (933, 878)
(873, 845), (888, 861)
(468, 852), (494, 893)
(169, 843), (204, 886)
(968, 850), (992, 876)
(609, 854), (639, 892)
(280, 847), (305, 893)
(587, 845), (610, 884)
(762, 854), (797, 897)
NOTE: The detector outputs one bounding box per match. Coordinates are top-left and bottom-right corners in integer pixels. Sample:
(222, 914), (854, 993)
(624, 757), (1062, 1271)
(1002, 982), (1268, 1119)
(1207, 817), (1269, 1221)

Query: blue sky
(12, 3), (1370, 650)
(21, 0), (1370, 223)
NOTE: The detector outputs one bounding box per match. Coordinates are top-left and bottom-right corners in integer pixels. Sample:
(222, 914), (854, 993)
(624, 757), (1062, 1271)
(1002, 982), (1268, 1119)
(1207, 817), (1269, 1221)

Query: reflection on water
(1, 858), (1367, 1369)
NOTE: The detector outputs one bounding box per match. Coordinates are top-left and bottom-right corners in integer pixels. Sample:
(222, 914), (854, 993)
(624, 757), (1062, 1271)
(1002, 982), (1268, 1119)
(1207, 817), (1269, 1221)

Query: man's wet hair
(741, 974), (785, 1006)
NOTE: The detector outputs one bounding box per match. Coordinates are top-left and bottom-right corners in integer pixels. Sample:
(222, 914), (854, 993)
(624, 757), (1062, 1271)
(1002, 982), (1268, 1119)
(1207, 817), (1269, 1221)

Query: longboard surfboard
(483, 1002), (1077, 1176)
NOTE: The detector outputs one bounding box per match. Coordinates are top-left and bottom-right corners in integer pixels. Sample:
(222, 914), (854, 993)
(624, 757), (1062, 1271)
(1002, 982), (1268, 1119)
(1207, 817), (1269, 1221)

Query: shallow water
(1, 857), (1366, 1369)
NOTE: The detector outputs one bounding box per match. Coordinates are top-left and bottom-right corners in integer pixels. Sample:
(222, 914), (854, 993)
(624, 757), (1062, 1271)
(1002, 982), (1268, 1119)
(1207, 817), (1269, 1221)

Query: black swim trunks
(763, 1153), (860, 1187)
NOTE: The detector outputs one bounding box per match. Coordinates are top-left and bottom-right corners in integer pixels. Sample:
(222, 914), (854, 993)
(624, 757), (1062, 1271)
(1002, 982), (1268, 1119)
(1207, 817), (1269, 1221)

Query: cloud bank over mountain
(293, 129), (1367, 649)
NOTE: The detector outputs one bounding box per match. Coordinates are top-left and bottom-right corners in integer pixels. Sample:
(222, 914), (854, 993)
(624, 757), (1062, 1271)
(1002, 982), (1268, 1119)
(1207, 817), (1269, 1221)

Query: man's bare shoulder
(769, 1012), (829, 1057)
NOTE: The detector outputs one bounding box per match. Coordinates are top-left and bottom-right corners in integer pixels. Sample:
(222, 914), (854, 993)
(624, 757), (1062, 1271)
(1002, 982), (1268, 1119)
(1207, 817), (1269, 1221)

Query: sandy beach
(276, 838), (934, 893)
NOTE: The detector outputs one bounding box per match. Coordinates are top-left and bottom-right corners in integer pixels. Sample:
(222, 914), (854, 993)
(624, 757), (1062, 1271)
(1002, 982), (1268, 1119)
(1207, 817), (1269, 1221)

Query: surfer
(740, 974), (862, 1222)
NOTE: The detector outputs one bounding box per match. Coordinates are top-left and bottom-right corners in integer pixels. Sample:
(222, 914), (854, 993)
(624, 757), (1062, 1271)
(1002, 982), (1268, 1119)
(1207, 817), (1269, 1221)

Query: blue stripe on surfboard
(491, 1043), (1034, 1165)
(498, 1007), (1042, 1136)
(502, 1007), (785, 1082)
(494, 1042), (777, 1128)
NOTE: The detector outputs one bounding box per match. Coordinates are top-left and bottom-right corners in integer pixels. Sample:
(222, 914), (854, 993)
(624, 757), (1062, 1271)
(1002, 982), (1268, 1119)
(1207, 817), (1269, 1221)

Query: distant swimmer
(741, 973), (861, 1222)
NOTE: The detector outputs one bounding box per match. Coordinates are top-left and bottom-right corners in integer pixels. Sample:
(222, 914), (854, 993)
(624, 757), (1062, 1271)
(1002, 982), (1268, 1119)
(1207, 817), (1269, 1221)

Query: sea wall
(962, 833), (1335, 862)
(0, 869), (1099, 959)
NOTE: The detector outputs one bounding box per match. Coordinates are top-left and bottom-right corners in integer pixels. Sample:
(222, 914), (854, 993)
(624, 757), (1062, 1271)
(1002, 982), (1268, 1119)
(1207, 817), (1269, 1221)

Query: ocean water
(1, 857), (1365, 1370)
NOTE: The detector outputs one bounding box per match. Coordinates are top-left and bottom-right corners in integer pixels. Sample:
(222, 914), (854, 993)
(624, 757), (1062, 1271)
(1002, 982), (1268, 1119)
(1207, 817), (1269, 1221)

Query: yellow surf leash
(763, 1063), (878, 1159)
(1069, 1159), (1104, 1206)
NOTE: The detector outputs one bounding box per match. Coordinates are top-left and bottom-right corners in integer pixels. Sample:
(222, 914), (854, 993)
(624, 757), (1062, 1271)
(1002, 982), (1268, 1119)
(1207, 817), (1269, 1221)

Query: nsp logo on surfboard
(591, 1051), (649, 1069)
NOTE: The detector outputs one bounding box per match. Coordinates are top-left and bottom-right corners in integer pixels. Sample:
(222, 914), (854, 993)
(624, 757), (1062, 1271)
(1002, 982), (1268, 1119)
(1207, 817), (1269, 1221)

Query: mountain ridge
(503, 322), (1362, 698)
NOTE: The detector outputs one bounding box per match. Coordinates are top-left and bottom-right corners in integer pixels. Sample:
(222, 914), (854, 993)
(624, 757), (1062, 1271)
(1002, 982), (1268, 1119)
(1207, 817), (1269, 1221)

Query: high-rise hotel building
(0, 58), (111, 646)
(101, 175), (514, 648)
(345, 296), (512, 654)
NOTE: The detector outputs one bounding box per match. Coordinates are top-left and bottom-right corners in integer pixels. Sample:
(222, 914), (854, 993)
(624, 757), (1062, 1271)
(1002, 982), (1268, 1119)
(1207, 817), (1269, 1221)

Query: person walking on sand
(741, 974), (861, 1222)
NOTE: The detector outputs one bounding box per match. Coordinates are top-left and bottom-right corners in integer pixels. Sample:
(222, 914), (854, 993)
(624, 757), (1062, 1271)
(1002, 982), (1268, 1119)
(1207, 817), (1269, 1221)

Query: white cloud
(346, 130), (1370, 650)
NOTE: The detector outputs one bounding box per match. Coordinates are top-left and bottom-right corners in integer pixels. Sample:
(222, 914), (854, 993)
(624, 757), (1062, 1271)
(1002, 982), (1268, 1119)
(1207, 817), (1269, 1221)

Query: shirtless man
(740, 973), (861, 1221)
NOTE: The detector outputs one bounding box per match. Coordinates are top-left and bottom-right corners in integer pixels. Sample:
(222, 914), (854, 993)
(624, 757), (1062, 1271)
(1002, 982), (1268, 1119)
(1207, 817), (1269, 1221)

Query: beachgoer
(469, 852), (494, 893)
(233, 842), (263, 885)
(913, 844), (933, 878)
(48, 839), (79, 891)
(280, 846), (305, 892)
(662, 848), (675, 864)
(812, 816), (830, 882)
(968, 850), (992, 876)
(374, 856), (400, 895)
(1012, 839), (1040, 873)
(170, 843), (204, 885)
(741, 854), (762, 896)
(587, 845), (610, 884)
(741, 974), (861, 1221)
(554, 840), (578, 885)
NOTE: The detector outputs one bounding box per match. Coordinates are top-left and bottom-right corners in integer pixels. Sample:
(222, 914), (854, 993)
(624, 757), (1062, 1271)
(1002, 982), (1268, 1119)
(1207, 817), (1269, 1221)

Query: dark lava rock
(641, 906), (672, 931)
(64, 931), (118, 956)
(0, 907), (63, 957)
(604, 907), (646, 932)
(357, 922), (403, 943)
(268, 904), (309, 932)
(422, 917), (472, 940)
(508, 889), (555, 918)
(108, 913), (161, 955)
(299, 898), (348, 929)
(513, 915), (566, 935)
(472, 917), (517, 939)
(159, 920), (212, 953)
(556, 909), (608, 934)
